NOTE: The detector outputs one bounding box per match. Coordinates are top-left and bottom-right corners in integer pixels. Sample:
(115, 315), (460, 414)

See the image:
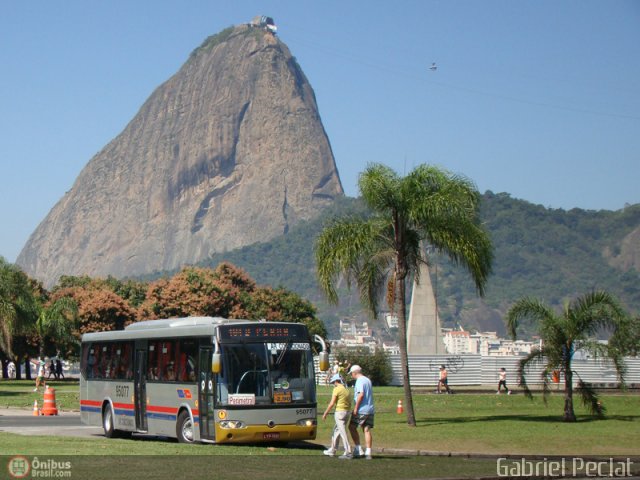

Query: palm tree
(34, 296), (79, 360)
(315, 164), (493, 426)
(0, 257), (37, 358)
(506, 291), (628, 422)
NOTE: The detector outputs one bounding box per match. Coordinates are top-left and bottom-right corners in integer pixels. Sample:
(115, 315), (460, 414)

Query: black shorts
(350, 413), (374, 429)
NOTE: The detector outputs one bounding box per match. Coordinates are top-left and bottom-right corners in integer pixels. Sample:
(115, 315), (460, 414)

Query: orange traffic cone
(41, 386), (58, 416)
(397, 399), (403, 414)
(32, 399), (40, 416)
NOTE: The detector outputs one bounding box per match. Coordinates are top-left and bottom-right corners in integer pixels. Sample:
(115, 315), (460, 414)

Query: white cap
(348, 364), (362, 374)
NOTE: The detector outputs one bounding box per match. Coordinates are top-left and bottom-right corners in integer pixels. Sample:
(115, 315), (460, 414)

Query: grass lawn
(1, 381), (639, 479)
(0, 379), (79, 411)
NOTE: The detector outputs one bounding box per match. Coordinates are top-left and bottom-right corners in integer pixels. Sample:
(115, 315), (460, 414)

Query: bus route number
(116, 385), (130, 398)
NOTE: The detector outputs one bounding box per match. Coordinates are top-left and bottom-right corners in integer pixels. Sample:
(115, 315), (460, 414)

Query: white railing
(314, 354), (640, 387)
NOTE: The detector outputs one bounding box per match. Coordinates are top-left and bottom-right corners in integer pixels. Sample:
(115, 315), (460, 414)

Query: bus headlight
(219, 420), (247, 429)
(296, 418), (316, 427)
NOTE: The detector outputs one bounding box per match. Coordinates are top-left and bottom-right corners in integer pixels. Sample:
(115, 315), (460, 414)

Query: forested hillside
(194, 194), (640, 339)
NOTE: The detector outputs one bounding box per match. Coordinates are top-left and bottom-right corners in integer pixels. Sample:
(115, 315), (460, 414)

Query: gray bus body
(80, 317), (318, 443)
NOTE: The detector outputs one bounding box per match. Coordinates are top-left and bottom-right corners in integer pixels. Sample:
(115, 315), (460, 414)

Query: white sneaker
(338, 454), (353, 460)
(323, 449), (335, 457)
(496, 391), (500, 394)
(507, 391), (512, 395)
(33, 388), (38, 392)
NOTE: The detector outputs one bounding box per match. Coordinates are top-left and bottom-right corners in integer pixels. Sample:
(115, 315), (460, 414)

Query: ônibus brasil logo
(7, 456), (30, 479)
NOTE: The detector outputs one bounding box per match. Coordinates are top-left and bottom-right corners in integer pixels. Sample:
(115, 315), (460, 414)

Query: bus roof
(81, 316), (223, 342)
(80, 317), (305, 342)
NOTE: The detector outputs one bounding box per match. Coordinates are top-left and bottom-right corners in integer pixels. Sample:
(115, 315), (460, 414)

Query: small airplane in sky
(429, 62), (438, 71)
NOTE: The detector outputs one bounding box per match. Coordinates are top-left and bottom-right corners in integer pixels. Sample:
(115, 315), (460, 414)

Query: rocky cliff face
(17, 24), (343, 286)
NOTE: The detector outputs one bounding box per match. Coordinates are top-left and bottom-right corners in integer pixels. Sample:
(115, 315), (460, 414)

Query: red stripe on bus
(82, 400), (195, 416)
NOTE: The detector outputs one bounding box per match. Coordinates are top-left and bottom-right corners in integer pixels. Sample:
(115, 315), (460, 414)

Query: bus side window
(86, 345), (97, 379)
(177, 339), (197, 382)
(148, 343), (158, 380)
(177, 353), (187, 381)
(165, 363), (174, 381)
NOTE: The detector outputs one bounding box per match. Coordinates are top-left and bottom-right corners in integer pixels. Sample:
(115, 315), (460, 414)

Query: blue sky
(1, 1), (639, 263)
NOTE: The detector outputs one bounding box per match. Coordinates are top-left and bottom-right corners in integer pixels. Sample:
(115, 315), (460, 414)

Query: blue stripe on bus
(81, 405), (198, 424)
(114, 409), (135, 416)
(80, 405), (102, 413)
(146, 412), (177, 421)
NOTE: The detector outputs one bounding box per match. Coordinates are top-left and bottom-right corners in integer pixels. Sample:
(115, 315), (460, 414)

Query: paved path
(0, 408), (103, 438)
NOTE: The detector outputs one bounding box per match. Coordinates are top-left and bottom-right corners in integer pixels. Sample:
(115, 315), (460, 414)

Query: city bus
(80, 316), (329, 444)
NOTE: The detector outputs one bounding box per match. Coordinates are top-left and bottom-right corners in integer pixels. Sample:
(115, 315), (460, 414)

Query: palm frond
(575, 376), (605, 417)
(569, 290), (627, 338)
(516, 347), (547, 400)
(426, 221), (493, 296)
(606, 343), (628, 388)
(506, 297), (557, 340)
(315, 218), (377, 303)
(356, 253), (391, 317)
(358, 163), (400, 213)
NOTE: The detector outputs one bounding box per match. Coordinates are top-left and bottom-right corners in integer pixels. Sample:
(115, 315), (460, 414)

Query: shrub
(334, 347), (392, 386)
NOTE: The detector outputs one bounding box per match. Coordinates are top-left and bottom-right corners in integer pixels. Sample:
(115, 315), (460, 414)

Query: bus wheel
(102, 405), (116, 438)
(176, 410), (194, 443)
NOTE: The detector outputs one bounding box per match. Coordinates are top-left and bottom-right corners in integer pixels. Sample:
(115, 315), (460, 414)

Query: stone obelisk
(407, 262), (445, 354)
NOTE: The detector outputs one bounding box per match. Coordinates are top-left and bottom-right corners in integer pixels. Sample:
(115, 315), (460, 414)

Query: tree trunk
(563, 363), (576, 422)
(24, 358), (32, 380)
(397, 275), (416, 426)
(15, 358), (22, 380)
(1, 359), (7, 379)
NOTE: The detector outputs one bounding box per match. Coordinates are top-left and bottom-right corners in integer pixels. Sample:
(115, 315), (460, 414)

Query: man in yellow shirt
(322, 373), (352, 459)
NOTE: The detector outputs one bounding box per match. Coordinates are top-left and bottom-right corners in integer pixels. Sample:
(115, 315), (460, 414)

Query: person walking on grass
(437, 365), (452, 394)
(322, 373), (353, 459)
(47, 360), (56, 379)
(348, 365), (374, 460)
(497, 367), (511, 394)
(56, 359), (64, 380)
(327, 360), (340, 385)
(32, 357), (46, 392)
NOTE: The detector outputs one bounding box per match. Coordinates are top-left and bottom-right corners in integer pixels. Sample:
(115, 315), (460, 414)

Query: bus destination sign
(218, 324), (308, 342)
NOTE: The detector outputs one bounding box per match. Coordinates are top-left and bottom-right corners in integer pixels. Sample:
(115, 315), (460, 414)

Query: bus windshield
(217, 341), (315, 406)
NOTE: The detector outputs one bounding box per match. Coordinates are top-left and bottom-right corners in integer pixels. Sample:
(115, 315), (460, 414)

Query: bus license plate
(263, 432), (280, 441)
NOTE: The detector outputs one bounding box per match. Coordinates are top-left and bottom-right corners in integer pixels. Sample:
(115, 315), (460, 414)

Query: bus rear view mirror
(318, 351), (329, 372)
(211, 353), (221, 374)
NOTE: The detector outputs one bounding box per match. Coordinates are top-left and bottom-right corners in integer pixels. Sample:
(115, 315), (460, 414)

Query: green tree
(0, 257), (37, 359)
(248, 287), (327, 339)
(315, 164), (493, 426)
(507, 291), (628, 422)
(140, 266), (250, 319)
(52, 285), (137, 334)
(33, 289), (79, 359)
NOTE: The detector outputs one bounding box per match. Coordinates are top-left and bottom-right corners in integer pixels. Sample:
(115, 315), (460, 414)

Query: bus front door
(198, 347), (215, 441)
(134, 349), (148, 431)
